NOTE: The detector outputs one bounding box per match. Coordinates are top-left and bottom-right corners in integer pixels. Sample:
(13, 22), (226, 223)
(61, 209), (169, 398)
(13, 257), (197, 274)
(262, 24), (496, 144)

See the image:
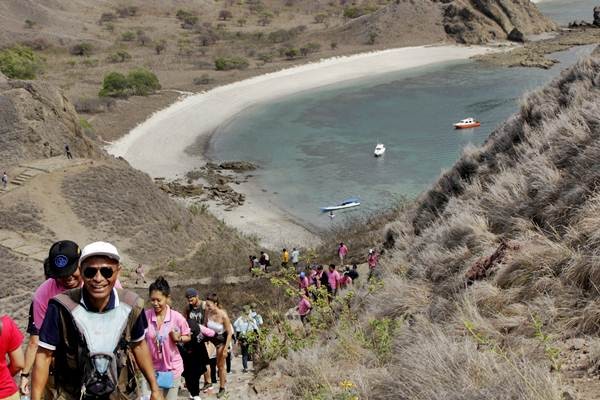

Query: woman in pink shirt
(296, 292), (312, 325)
(338, 242), (349, 265)
(328, 264), (341, 297)
(144, 277), (191, 400)
(298, 272), (309, 295)
(0, 315), (24, 400)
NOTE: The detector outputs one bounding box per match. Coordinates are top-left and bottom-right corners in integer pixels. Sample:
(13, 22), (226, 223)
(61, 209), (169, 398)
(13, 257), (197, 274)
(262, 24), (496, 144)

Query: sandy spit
(107, 44), (496, 247)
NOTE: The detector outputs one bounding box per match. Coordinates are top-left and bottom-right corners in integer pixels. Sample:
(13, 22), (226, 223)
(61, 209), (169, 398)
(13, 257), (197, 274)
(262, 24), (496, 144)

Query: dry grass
(261, 48), (600, 399)
(62, 162), (257, 276)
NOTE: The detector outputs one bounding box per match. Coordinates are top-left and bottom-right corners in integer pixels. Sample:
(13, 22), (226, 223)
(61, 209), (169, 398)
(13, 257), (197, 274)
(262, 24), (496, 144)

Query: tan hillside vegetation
(0, 0), (555, 142)
(255, 47), (600, 399)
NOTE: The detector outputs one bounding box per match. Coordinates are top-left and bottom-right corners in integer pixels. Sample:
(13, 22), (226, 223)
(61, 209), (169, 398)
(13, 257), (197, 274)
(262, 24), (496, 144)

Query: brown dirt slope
(0, 77), (99, 166)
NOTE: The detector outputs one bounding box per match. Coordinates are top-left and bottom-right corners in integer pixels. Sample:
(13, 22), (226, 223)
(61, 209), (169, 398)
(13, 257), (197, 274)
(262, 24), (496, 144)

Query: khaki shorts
(1, 391), (20, 400)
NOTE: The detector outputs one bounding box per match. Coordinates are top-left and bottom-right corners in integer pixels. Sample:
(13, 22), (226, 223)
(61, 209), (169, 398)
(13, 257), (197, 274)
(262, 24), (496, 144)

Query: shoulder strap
(53, 288), (82, 312)
(116, 289), (144, 344)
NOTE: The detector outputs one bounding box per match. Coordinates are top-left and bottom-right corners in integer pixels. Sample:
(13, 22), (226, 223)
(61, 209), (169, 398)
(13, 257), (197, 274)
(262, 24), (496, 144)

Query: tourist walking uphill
(183, 288), (213, 394)
(144, 277), (191, 400)
(2, 172), (7, 189)
(0, 314), (24, 400)
(291, 247), (300, 269)
(204, 294), (233, 399)
(233, 306), (258, 373)
(31, 241), (163, 400)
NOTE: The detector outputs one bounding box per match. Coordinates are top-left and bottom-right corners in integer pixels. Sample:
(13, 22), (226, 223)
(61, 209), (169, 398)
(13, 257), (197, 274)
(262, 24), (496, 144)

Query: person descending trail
(298, 272), (309, 296)
(281, 248), (289, 268)
(135, 263), (147, 284)
(291, 248), (300, 269)
(32, 242), (162, 400)
(144, 277), (191, 400)
(64, 144), (73, 159)
(338, 242), (349, 266)
(204, 293), (233, 399)
(368, 249), (379, 280)
(0, 314), (24, 400)
(328, 264), (341, 298)
(296, 291), (312, 326)
(1, 172), (7, 189)
(233, 306), (258, 373)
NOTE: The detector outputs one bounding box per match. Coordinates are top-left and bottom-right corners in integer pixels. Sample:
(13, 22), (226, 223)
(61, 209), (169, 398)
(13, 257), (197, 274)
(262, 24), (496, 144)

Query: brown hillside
(258, 47), (600, 399)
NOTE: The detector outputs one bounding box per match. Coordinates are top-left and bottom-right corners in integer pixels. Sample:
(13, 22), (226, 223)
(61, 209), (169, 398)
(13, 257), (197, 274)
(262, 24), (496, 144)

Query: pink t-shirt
(0, 316), (23, 398)
(368, 253), (378, 269)
(328, 270), (341, 290)
(32, 278), (123, 331)
(340, 275), (352, 286)
(299, 276), (309, 290)
(338, 245), (348, 257)
(145, 306), (190, 378)
(297, 298), (311, 316)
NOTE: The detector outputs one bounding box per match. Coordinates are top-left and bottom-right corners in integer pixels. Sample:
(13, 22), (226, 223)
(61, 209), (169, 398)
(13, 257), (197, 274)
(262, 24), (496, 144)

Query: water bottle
(21, 395), (30, 400)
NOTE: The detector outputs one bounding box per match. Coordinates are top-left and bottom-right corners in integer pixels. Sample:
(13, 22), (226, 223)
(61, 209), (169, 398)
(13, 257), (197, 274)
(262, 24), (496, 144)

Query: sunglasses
(82, 266), (116, 279)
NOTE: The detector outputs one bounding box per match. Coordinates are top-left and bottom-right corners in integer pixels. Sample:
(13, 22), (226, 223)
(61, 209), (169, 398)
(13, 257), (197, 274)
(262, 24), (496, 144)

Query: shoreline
(106, 44), (498, 246)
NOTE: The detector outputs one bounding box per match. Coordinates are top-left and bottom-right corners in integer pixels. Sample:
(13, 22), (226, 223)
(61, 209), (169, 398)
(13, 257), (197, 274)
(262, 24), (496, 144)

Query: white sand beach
(107, 44), (496, 247)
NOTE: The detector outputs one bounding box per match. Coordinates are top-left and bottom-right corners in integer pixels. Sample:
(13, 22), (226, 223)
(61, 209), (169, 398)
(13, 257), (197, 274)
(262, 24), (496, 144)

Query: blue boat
(320, 198), (361, 212)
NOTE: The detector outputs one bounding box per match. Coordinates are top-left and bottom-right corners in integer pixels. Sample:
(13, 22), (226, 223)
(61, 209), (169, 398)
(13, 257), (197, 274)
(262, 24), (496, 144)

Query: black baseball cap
(46, 240), (81, 278)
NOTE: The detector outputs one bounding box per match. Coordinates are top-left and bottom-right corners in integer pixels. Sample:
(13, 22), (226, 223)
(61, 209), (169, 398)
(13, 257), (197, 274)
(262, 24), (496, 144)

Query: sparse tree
(137, 31), (151, 46)
(154, 39), (167, 55)
(219, 10), (233, 21)
(24, 19), (36, 29)
(314, 14), (328, 24)
(99, 12), (116, 24)
(258, 11), (273, 26)
(70, 42), (93, 56)
(121, 31), (136, 41)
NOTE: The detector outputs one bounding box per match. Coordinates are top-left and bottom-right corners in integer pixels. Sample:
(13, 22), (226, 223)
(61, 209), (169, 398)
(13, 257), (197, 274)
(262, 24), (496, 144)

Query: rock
(507, 28), (525, 43)
(219, 161), (257, 171)
(0, 72), (8, 90)
(594, 6), (600, 27)
(562, 390), (577, 400)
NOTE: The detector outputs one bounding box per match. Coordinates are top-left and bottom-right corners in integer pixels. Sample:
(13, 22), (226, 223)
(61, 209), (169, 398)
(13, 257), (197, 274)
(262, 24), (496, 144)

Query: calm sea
(209, 2), (597, 229)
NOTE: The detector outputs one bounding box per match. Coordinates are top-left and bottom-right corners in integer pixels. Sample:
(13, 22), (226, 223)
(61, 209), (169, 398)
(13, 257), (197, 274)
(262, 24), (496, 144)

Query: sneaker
(201, 383), (213, 393)
(192, 397), (202, 400)
(216, 388), (226, 399)
(242, 368), (248, 373)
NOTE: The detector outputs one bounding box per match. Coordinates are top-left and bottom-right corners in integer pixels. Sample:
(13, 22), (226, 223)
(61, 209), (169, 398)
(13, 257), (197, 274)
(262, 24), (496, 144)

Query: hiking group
(4, 240), (264, 400)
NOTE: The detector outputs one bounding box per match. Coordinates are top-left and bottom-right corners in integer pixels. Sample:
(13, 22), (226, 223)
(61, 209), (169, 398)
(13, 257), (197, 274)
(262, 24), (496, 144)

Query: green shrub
(70, 42), (93, 56)
(99, 72), (129, 97)
(107, 51), (131, 63)
(343, 6), (364, 19)
(127, 68), (161, 95)
(121, 31), (136, 41)
(0, 46), (43, 79)
(214, 56), (249, 71)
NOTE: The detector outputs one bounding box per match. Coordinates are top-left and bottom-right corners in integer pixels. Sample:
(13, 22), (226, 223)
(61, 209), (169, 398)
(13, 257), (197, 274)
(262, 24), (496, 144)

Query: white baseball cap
(79, 241), (120, 265)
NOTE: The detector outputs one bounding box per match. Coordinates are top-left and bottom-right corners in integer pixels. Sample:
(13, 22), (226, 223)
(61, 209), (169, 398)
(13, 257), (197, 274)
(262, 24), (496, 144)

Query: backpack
(52, 288), (144, 399)
(319, 271), (329, 288)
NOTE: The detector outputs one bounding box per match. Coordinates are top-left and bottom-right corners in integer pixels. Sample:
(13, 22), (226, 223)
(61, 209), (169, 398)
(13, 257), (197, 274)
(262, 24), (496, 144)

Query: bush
(155, 39), (167, 55)
(343, 6), (364, 19)
(121, 31), (135, 41)
(107, 51), (131, 63)
(127, 68), (161, 95)
(284, 48), (299, 60)
(99, 72), (129, 97)
(74, 97), (116, 113)
(219, 10), (233, 20)
(116, 6), (138, 18)
(193, 74), (213, 85)
(214, 56), (249, 71)
(258, 11), (273, 26)
(24, 19), (36, 29)
(70, 42), (93, 56)
(314, 13), (328, 24)
(20, 38), (50, 51)
(99, 69), (161, 97)
(0, 46), (43, 79)
(99, 12), (116, 24)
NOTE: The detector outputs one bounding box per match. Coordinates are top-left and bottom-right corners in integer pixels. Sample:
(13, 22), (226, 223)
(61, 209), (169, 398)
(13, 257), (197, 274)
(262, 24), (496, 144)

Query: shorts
(209, 333), (227, 347)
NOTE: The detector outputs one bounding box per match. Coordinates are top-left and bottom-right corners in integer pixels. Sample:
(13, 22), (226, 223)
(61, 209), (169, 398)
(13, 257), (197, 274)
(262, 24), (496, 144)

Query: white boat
(374, 143), (386, 157)
(320, 198), (361, 212)
(453, 117), (481, 129)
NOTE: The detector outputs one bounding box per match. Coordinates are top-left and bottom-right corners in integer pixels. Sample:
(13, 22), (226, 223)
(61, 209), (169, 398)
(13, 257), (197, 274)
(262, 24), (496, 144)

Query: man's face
(80, 256), (120, 300)
(58, 268), (81, 289)
(188, 295), (199, 307)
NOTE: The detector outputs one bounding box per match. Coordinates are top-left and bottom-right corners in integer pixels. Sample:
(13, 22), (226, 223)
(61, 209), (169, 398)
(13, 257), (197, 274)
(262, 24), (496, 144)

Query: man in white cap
(32, 242), (163, 400)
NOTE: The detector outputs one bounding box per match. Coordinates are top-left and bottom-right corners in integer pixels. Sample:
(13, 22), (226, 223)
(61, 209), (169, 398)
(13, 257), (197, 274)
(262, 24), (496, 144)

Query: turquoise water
(210, 45), (594, 229)
(210, 40), (595, 229)
(537, 0), (598, 25)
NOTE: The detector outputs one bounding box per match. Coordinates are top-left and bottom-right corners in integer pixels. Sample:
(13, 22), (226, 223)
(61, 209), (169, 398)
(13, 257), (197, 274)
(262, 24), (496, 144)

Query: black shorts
(209, 333), (227, 347)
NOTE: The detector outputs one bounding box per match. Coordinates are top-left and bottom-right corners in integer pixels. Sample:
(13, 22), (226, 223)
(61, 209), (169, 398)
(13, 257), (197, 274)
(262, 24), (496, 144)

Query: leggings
(209, 358), (217, 384)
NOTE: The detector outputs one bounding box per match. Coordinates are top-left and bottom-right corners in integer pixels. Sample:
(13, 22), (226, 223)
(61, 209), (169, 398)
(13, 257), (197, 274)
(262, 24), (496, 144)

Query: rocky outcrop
(442, 0), (556, 44)
(0, 77), (99, 166)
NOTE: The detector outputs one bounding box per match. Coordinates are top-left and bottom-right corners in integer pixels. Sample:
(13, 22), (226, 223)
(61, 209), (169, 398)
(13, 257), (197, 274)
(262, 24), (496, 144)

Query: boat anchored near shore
(320, 198), (361, 213)
(453, 117), (481, 129)
(374, 143), (386, 157)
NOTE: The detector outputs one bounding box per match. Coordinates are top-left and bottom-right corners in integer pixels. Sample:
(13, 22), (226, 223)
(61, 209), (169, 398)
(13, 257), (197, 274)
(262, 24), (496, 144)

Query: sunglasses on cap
(82, 266), (116, 279)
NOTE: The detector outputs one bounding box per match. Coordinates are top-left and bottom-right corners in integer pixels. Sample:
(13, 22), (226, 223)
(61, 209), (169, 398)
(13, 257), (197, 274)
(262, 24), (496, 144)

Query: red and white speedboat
(453, 117), (481, 129)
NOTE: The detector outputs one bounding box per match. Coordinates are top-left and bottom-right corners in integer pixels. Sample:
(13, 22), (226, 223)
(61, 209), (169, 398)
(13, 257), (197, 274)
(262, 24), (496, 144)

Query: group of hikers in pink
(1, 239), (379, 400)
